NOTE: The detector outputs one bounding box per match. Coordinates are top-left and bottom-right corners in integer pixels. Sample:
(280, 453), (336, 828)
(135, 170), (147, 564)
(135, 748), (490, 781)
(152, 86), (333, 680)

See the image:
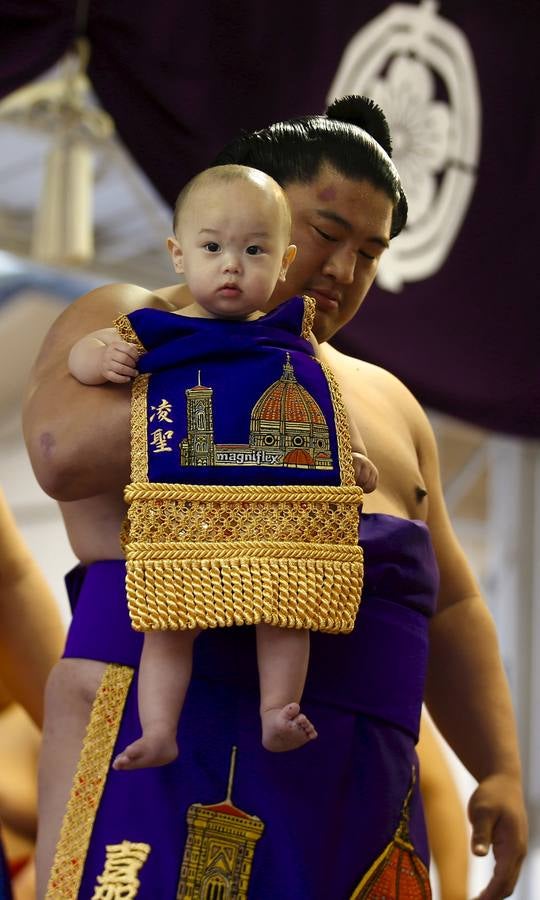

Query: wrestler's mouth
(306, 288), (340, 311)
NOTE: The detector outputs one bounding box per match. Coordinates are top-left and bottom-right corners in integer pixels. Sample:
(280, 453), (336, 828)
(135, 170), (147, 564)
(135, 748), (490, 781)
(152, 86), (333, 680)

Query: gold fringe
(125, 482), (363, 633)
(126, 547), (362, 632)
(45, 664), (134, 900)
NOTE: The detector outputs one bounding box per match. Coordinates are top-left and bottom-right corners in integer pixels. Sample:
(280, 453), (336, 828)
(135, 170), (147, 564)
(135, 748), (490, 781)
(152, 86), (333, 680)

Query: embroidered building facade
(180, 354), (332, 470)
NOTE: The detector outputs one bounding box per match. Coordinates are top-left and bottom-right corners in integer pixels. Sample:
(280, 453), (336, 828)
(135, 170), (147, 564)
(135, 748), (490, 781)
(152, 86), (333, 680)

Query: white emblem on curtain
(328, 0), (481, 291)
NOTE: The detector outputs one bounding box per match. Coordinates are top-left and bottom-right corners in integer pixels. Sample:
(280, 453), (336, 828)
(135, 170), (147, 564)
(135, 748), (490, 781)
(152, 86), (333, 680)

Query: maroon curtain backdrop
(1, 1), (538, 437)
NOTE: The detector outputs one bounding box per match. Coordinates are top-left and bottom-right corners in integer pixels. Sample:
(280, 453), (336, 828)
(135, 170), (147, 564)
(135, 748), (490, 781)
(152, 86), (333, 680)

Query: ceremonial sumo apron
(118, 296), (364, 635)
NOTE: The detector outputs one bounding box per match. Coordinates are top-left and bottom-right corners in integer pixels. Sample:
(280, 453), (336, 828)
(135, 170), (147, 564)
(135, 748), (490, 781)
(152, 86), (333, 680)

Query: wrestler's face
(168, 179), (296, 319)
(269, 166), (394, 342)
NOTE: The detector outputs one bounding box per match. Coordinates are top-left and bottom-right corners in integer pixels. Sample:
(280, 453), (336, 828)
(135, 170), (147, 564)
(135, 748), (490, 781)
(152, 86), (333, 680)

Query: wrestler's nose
(322, 246), (356, 284)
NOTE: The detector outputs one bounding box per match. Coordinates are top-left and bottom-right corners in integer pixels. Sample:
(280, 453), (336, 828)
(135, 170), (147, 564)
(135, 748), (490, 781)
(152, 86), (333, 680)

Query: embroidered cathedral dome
(251, 354), (325, 425)
(249, 353), (332, 469)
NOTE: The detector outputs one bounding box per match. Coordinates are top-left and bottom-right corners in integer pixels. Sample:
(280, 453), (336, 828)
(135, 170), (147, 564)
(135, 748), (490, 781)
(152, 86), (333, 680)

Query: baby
(69, 165), (377, 768)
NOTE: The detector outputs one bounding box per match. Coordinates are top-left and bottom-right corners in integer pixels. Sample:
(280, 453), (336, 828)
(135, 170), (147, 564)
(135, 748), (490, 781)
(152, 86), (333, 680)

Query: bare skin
(23, 168), (527, 899)
(418, 713), (469, 900)
(0, 489), (65, 728)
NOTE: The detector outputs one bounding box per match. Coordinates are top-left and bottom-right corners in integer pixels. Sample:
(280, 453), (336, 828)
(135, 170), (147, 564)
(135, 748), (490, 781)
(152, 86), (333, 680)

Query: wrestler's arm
(22, 284), (157, 501)
(0, 491), (65, 727)
(405, 389), (527, 898)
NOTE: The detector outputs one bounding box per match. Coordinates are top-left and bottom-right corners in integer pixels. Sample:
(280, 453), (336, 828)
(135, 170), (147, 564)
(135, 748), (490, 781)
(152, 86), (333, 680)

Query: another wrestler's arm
(23, 284), (155, 500)
(0, 491), (65, 727)
(406, 391), (527, 899)
(418, 713), (469, 900)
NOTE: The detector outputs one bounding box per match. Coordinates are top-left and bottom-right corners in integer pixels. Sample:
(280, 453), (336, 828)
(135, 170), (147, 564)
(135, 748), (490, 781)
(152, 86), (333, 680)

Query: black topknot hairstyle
(213, 95), (407, 238)
(327, 95), (393, 158)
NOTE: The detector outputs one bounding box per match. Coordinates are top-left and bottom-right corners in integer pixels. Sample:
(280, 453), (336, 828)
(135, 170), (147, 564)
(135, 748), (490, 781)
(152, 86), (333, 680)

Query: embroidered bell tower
(177, 747), (265, 900)
(180, 371), (216, 466)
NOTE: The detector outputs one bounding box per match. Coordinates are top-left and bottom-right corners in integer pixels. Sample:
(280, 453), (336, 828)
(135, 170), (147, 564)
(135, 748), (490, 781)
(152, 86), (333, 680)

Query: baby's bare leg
(113, 628), (198, 770)
(256, 624), (317, 752)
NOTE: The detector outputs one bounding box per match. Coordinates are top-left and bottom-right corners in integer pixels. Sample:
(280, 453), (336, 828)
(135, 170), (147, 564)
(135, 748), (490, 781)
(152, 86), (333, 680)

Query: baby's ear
(279, 244), (297, 281)
(167, 236), (184, 274)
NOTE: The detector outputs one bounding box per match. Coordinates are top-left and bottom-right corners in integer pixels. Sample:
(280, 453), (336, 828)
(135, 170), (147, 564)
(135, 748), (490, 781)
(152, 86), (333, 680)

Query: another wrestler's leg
(256, 624), (317, 752)
(36, 657), (106, 900)
(113, 628), (198, 770)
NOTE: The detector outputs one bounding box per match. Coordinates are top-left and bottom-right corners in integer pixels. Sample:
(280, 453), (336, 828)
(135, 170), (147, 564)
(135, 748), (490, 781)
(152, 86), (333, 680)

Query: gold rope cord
(319, 360), (356, 486)
(45, 664), (134, 900)
(301, 294), (316, 338)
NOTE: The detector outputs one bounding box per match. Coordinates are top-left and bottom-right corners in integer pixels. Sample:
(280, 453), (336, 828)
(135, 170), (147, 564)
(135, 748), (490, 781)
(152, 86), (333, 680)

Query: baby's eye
(204, 242), (221, 252)
(246, 245), (263, 255)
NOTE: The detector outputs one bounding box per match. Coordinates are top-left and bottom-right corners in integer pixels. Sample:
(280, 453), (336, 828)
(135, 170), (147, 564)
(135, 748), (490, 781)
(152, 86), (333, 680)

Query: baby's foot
(261, 702), (318, 752)
(112, 731), (178, 771)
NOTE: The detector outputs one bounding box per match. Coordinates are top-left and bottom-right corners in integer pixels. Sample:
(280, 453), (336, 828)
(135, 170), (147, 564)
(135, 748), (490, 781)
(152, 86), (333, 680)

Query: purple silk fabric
(64, 513), (438, 898)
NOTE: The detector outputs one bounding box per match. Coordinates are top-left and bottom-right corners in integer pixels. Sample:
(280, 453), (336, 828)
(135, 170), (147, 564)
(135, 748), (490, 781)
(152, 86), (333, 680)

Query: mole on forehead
(317, 186), (337, 201)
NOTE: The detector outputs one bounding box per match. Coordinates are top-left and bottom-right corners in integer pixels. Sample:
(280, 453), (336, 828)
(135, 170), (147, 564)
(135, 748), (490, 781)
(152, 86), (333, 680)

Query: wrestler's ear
(167, 236), (185, 275)
(279, 244), (297, 281)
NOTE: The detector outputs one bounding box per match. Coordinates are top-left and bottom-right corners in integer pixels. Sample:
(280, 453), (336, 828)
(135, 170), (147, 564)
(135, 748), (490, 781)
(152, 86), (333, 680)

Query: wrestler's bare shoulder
(52, 282), (175, 333)
(27, 283), (182, 382)
(321, 344), (423, 418)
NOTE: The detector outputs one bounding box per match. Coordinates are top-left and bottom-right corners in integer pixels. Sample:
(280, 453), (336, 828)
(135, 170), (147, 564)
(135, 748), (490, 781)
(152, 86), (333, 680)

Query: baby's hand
(101, 340), (140, 383)
(352, 452), (379, 493)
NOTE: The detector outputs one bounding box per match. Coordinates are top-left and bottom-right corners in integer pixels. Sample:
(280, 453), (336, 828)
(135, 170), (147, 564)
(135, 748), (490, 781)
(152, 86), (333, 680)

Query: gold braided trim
(114, 313), (147, 354)
(125, 482), (363, 503)
(126, 540), (361, 561)
(319, 360), (356, 486)
(301, 294), (316, 338)
(126, 545), (363, 633)
(131, 373), (150, 483)
(46, 664), (134, 900)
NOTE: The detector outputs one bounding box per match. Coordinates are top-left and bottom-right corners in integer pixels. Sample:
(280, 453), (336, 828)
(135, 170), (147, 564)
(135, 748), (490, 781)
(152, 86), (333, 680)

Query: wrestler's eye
(246, 245), (263, 255)
(204, 242), (221, 253)
(313, 226), (338, 242)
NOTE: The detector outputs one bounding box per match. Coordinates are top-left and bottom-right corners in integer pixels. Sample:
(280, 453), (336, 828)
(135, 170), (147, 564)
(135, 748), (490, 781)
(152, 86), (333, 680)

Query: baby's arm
(308, 331), (378, 493)
(68, 327), (140, 385)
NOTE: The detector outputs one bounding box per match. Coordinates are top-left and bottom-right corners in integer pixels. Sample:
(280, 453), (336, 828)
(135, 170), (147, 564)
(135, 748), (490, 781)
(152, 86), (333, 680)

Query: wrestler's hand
(101, 340), (140, 383)
(469, 773), (528, 899)
(352, 452), (379, 493)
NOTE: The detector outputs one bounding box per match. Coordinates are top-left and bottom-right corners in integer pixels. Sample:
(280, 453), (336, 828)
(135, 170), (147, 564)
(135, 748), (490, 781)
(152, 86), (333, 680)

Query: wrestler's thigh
(36, 658), (108, 899)
(44, 657), (107, 718)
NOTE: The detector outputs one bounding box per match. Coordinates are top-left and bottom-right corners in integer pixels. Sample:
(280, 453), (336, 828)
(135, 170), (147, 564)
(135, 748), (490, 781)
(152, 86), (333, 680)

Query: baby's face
(171, 179), (295, 319)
